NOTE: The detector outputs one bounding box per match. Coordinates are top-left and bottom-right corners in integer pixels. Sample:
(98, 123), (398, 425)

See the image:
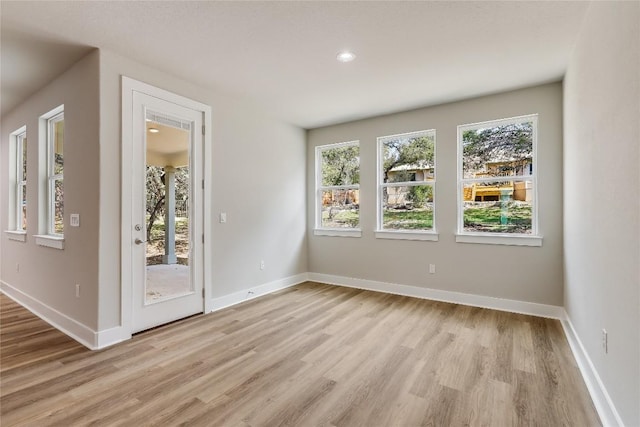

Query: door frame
(121, 76), (213, 337)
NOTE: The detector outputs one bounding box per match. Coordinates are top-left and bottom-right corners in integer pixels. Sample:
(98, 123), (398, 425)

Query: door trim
(121, 76), (213, 337)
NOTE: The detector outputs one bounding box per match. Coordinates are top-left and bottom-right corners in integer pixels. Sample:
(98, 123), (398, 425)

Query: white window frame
(456, 114), (541, 246)
(34, 105), (65, 249)
(47, 111), (64, 236)
(5, 126), (27, 242)
(314, 140), (361, 237)
(376, 129), (438, 241)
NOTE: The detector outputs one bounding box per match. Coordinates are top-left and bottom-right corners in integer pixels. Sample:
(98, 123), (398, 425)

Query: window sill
(455, 233), (542, 247)
(375, 230), (439, 241)
(314, 228), (362, 238)
(34, 234), (65, 249)
(5, 230), (27, 242)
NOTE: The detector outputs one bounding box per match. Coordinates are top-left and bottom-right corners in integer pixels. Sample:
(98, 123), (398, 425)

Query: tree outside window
(316, 142), (360, 229)
(458, 115), (537, 235)
(48, 112), (64, 236)
(378, 130), (436, 232)
(17, 132), (27, 231)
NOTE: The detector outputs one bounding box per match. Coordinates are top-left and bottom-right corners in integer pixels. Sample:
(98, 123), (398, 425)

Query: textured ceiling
(1, 1), (590, 128)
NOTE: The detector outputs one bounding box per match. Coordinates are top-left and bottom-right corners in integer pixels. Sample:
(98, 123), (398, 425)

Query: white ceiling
(1, 1), (590, 129)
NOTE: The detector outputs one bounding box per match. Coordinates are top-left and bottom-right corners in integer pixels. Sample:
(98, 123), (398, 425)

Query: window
(315, 141), (360, 237)
(376, 130), (437, 241)
(16, 131), (27, 231)
(47, 111), (64, 236)
(35, 105), (65, 249)
(6, 127), (27, 242)
(457, 114), (540, 246)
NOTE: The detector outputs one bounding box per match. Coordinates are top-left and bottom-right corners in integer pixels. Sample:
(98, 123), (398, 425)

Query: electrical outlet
(602, 329), (608, 354)
(70, 214), (80, 227)
(75, 284), (80, 298)
(429, 264), (436, 274)
(260, 260), (265, 270)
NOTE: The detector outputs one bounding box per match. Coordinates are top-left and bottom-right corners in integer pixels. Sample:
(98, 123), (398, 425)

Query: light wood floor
(1, 282), (600, 426)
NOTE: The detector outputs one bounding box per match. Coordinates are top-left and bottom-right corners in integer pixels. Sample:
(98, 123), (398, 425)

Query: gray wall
(308, 83), (564, 306)
(98, 50), (308, 330)
(1, 48), (308, 336)
(1, 51), (101, 329)
(563, 2), (640, 425)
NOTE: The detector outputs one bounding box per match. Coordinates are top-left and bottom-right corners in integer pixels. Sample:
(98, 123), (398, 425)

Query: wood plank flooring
(1, 282), (600, 426)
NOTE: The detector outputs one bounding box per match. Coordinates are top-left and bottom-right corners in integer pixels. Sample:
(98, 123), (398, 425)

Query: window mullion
(381, 181), (435, 188)
(319, 184), (359, 191)
(460, 175), (528, 184)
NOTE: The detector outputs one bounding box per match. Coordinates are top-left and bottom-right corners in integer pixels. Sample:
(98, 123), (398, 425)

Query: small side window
(314, 141), (360, 237)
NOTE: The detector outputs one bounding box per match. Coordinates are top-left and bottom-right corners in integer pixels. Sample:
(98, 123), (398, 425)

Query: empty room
(1, 1), (638, 426)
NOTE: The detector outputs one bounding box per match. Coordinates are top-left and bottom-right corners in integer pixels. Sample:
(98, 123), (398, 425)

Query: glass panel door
(144, 113), (193, 304)
(131, 88), (204, 334)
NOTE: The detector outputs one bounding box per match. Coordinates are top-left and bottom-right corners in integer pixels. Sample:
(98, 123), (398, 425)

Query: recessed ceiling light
(148, 127), (160, 133)
(336, 51), (356, 63)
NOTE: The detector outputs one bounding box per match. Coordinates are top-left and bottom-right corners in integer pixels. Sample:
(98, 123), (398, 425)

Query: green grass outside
(305, 203), (533, 233)
(464, 203), (531, 233)
(148, 217), (188, 240)
(146, 217), (190, 264)
(322, 209), (359, 228)
(322, 208), (434, 230)
(383, 209), (433, 230)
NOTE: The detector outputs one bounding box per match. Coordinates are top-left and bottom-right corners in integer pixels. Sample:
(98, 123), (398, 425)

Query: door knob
(135, 238), (146, 245)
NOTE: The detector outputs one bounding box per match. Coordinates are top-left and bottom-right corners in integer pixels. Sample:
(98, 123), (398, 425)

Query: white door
(131, 91), (204, 333)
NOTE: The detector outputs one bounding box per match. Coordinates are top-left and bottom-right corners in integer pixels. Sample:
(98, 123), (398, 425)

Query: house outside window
(457, 114), (540, 246)
(376, 129), (437, 241)
(314, 141), (360, 237)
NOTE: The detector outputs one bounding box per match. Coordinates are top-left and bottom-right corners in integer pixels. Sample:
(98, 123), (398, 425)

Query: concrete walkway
(146, 264), (190, 301)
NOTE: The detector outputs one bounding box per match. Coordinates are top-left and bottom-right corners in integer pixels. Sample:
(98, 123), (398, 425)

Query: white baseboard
(1, 274), (309, 351)
(0, 280), (98, 350)
(96, 326), (130, 350)
(0, 272), (565, 351)
(2, 273), (623, 425)
(208, 273), (309, 313)
(98, 273), (310, 347)
(308, 273), (565, 319)
(561, 314), (623, 427)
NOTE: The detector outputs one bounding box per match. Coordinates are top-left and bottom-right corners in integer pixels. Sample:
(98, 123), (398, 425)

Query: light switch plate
(70, 214), (80, 227)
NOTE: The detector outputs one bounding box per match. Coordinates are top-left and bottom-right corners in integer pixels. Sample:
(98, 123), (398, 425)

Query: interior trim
(308, 272), (565, 319)
(561, 314), (623, 427)
(0, 280), (97, 349)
